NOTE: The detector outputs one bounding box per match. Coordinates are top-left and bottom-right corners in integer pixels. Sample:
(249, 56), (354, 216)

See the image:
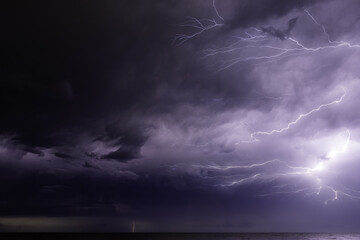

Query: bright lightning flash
(198, 129), (354, 205)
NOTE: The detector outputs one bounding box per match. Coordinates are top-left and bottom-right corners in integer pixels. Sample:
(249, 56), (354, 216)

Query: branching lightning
(196, 129), (356, 204)
(175, 3), (360, 205)
(174, 0), (224, 46)
(174, 17), (223, 46)
(198, 9), (360, 72)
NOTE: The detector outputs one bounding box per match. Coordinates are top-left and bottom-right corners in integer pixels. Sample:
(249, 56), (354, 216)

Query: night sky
(1, 0), (360, 232)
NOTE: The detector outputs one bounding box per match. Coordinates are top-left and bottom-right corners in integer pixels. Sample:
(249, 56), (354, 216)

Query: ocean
(1, 233), (360, 240)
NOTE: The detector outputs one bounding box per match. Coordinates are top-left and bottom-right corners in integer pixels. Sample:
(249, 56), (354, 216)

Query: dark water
(0, 233), (360, 240)
(1, 233), (360, 240)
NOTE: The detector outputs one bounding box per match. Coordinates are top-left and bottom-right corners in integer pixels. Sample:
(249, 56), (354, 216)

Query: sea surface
(1, 233), (360, 240)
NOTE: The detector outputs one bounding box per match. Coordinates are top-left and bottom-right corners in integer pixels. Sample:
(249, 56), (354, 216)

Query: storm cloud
(1, 0), (360, 232)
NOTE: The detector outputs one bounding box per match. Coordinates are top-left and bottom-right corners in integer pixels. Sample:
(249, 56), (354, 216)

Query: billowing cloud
(1, 0), (360, 232)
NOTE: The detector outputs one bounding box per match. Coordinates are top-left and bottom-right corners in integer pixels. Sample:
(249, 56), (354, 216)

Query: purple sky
(1, 0), (360, 232)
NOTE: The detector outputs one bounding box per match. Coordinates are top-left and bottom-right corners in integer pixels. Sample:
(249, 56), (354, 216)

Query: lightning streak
(324, 186), (338, 205)
(213, 0), (224, 21)
(196, 159), (281, 170)
(218, 173), (261, 187)
(174, 17), (223, 46)
(174, 0), (225, 46)
(304, 9), (332, 43)
(304, 9), (360, 48)
(326, 129), (350, 159)
(243, 87), (346, 142)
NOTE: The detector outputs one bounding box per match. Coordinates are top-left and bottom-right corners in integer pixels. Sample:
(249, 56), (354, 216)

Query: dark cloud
(261, 17), (298, 40)
(83, 161), (99, 169)
(54, 153), (73, 159)
(1, 0), (360, 233)
(96, 123), (150, 162)
(20, 145), (45, 157)
(0, 0), (174, 150)
(101, 146), (142, 162)
(225, 0), (318, 29)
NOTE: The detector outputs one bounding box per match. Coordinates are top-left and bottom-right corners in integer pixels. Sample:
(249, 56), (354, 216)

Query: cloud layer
(1, 0), (360, 232)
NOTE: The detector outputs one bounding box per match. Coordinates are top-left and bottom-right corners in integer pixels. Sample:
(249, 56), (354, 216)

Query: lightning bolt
(243, 87), (346, 143)
(195, 159), (281, 170)
(174, 0), (224, 46)
(174, 17), (223, 46)
(326, 129), (350, 159)
(218, 173), (262, 187)
(213, 0), (224, 21)
(304, 9), (360, 48)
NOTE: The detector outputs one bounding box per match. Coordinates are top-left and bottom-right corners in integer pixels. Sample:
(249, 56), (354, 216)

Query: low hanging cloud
(1, 0), (360, 232)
